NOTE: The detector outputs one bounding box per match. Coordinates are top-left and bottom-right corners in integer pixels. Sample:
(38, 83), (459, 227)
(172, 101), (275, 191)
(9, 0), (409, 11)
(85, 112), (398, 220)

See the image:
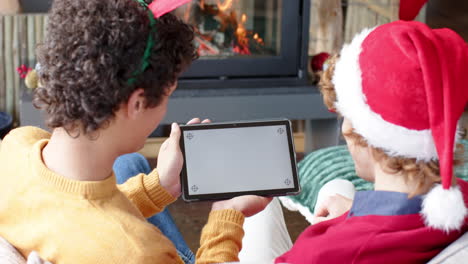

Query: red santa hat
(399, 0), (428, 21)
(332, 21), (468, 232)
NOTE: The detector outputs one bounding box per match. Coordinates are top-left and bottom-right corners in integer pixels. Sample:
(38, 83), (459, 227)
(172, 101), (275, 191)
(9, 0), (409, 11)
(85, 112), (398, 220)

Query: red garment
(399, 0), (428, 20)
(275, 179), (468, 264)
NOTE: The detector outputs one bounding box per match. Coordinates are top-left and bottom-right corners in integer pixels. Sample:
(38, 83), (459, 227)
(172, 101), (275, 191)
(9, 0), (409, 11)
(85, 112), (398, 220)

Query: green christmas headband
(127, 0), (157, 85)
(127, 0), (192, 85)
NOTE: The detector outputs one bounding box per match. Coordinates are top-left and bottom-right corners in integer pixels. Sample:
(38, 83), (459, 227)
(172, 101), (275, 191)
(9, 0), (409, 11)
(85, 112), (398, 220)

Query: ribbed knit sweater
(0, 127), (244, 264)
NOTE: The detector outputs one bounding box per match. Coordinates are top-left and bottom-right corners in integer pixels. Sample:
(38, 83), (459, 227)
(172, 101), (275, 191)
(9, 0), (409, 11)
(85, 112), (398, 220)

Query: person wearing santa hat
(0, 0), (272, 263)
(234, 20), (468, 264)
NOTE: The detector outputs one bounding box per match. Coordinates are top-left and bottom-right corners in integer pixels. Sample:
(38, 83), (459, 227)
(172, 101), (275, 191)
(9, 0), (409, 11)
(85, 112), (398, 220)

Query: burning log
(195, 36), (220, 56)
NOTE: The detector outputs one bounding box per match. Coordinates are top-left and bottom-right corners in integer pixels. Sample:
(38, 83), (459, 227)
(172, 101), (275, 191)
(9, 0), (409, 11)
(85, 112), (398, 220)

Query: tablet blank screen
(182, 125), (295, 195)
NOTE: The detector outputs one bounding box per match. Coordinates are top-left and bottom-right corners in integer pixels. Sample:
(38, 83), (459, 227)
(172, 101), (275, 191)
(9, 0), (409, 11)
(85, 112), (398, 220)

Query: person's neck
(42, 127), (120, 181)
(373, 164), (428, 196)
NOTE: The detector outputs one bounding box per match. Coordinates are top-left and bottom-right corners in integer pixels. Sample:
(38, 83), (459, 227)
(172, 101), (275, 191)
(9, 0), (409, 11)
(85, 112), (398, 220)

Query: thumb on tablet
(169, 123), (181, 145)
(156, 123), (183, 198)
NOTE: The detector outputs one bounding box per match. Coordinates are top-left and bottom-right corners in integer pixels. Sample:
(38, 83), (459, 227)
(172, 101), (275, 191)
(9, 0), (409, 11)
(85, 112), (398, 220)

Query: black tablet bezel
(179, 119), (300, 202)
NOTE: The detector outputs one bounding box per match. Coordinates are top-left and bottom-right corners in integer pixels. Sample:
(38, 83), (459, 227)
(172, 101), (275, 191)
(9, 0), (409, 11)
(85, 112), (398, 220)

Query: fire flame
(241, 13), (247, 23)
(189, 0), (266, 56)
(216, 0), (233, 12)
(253, 33), (264, 45)
(234, 13), (264, 55)
(235, 14), (249, 53)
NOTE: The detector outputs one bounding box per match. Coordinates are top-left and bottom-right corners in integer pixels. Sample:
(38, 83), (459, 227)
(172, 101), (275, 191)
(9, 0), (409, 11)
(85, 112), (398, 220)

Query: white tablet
(179, 119), (300, 202)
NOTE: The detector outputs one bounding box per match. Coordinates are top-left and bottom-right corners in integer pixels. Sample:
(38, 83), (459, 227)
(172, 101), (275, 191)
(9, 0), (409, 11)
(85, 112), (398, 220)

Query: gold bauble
(25, 70), (39, 89)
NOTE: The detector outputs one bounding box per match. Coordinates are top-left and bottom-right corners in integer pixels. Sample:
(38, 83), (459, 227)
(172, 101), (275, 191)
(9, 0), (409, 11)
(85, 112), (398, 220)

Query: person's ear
(126, 88), (146, 119)
(167, 80), (178, 95)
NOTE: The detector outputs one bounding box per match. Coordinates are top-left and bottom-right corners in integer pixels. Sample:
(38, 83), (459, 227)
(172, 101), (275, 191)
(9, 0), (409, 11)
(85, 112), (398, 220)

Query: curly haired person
(0, 0), (270, 263)
(234, 20), (468, 264)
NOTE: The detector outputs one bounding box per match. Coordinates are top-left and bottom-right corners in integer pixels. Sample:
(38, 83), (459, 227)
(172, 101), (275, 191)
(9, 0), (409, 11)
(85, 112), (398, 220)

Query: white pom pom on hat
(332, 21), (468, 231)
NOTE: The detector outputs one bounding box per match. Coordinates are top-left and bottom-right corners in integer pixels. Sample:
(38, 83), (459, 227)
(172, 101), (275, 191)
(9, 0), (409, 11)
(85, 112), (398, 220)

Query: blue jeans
(113, 153), (195, 264)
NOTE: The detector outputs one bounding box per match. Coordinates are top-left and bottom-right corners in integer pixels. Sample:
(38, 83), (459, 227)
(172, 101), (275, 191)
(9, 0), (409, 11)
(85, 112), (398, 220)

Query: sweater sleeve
(117, 169), (176, 218)
(195, 209), (245, 264)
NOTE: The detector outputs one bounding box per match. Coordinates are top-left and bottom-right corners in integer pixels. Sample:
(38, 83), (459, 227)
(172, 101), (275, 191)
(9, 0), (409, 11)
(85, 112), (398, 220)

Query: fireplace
(174, 0), (309, 89)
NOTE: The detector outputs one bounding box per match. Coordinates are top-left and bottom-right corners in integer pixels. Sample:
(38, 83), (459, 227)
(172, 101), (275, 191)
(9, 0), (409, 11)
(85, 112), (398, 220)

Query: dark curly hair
(34, 0), (196, 135)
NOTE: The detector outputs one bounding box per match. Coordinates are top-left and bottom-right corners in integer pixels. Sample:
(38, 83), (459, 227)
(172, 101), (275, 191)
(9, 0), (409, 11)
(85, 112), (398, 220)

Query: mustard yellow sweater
(0, 127), (245, 264)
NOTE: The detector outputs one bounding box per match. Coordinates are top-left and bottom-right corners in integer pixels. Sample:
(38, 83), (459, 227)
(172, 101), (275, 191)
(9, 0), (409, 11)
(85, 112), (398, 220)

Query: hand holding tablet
(179, 119), (300, 201)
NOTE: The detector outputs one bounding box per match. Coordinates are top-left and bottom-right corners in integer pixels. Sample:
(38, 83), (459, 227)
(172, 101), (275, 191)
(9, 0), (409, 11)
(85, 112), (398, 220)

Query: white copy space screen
(183, 125), (294, 195)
